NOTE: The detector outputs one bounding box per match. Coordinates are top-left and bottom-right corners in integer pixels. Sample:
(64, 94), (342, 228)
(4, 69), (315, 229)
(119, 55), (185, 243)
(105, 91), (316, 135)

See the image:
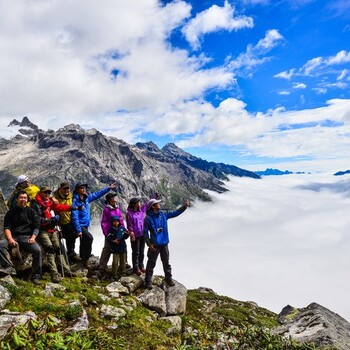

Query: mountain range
(0, 117), (259, 212)
(255, 168), (306, 176)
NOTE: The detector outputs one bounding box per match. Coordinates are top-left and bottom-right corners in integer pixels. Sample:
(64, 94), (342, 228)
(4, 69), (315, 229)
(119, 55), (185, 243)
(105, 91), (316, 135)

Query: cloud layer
(92, 173), (350, 322)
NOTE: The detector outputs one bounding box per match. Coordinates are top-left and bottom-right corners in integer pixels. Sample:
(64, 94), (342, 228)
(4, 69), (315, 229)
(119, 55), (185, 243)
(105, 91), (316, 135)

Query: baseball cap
(40, 186), (52, 193)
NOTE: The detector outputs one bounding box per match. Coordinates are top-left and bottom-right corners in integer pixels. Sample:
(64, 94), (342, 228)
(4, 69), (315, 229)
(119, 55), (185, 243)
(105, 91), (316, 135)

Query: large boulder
(138, 278), (187, 316)
(273, 303), (350, 350)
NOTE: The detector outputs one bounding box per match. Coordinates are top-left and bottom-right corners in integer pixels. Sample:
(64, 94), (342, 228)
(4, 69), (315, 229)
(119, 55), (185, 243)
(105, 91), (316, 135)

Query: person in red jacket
(31, 186), (76, 282)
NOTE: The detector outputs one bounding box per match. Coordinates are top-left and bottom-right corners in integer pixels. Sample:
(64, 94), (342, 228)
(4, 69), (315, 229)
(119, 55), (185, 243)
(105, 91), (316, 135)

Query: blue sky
(0, 0), (349, 172)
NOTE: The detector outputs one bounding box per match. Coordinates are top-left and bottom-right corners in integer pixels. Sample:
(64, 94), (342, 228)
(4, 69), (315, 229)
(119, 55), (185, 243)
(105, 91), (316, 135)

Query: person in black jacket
(3, 190), (42, 284)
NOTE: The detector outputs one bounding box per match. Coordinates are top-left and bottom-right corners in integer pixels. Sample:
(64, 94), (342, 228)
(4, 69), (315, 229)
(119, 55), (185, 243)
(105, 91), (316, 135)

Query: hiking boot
(165, 278), (175, 286)
(135, 269), (142, 276)
(51, 273), (61, 283)
(140, 268), (146, 273)
(82, 260), (90, 269)
(66, 271), (78, 278)
(69, 255), (82, 263)
(126, 263), (131, 269)
(32, 276), (40, 285)
(144, 281), (153, 290)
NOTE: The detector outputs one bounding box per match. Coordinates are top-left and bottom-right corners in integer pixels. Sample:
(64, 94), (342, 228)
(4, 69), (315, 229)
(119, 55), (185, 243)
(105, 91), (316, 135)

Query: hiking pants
(145, 244), (172, 283)
(61, 223), (78, 258)
(131, 236), (145, 272)
(80, 226), (93, 262)
(38, 230), (71, 275)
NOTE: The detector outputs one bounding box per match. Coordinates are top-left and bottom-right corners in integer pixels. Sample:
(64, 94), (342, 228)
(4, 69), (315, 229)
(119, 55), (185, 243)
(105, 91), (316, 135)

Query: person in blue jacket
(143, 198), (190, 289)
(72, 182), (116, 268)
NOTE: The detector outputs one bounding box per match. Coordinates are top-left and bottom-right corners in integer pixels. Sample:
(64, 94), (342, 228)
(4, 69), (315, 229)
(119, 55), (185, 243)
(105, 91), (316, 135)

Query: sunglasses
(43, 191), (51, 194)
(62, 187), (70, 190)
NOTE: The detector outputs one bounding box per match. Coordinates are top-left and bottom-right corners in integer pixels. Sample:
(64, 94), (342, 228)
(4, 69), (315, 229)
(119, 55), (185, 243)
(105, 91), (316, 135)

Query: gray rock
(65, 309), (89, 333)
(0, 310), (37, 339)
(100, 304), (126, 320)
(160, 315), (182, 335)
(42, 282), (66, 297)
(138, 285), (167, 316)
(106, 281), (129, 295)
(119, 275), (143, 293)
(273, 303), (350, 350)
(0, 275), (16, 287)
(164, 280), (187, 315)
(0, 285), (11, 309)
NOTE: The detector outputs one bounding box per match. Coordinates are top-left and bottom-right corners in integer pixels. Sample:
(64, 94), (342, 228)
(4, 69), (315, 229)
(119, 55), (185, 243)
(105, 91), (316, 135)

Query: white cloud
(337, 69), (349, 80)
(313, 87), (328, 94)
(240, 0), (270, 5)
(302, 57), (323, 76)
(255, 29), (284, 51)
(182, 0), (254, 50)
(173, 98), (350, 167)
(274, 68), (295, 80)
(278, 90), (291, 95)
(322, 82), (348, 89)
(0, 0), (236, 133)
(293, 83), (307, 89)
(327, 50), (350, 65)
(227, 29), (284, 75)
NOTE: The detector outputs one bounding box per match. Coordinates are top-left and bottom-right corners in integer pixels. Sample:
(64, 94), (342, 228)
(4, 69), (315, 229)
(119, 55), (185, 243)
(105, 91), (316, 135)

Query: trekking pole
(56, 225), (70, 267)
(55, 225), (66, 278)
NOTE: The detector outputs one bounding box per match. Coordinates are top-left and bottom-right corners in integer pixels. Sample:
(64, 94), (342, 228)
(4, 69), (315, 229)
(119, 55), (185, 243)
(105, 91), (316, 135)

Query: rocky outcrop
(0, 272), (187, 341)
(273, 303), (350, 349)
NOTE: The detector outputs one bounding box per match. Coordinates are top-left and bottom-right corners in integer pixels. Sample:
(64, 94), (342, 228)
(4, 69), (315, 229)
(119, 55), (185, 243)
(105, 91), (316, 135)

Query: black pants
(131, 236), (145, 272)
(80, 227), (94, 261)
(61, 223), (78, 258)
(145, 244), (171, 283)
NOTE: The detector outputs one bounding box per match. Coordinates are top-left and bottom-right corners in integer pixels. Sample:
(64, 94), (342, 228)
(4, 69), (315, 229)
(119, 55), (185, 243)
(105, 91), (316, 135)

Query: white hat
(148, 199), (162, 207)
(16, 174), (29, 186)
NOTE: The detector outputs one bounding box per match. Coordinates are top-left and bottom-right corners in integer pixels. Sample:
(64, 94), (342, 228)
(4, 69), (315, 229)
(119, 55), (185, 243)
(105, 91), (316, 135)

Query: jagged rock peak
(8, 116), (38, 130)
(162, 143), (196, 160)
(273, 302), (350, 349)
(135, 141), (161, 152)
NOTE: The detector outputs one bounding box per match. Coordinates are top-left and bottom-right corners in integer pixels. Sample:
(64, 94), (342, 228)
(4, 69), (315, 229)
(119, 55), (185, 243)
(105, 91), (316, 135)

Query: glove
(52, 215), (60, 224)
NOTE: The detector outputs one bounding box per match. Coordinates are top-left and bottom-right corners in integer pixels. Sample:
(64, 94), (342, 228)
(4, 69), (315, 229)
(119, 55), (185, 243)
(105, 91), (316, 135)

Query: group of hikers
(0, 174), (190, 289)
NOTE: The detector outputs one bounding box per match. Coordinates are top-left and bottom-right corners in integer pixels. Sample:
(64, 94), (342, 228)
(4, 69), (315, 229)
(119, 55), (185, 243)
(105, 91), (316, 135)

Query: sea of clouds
(90, 173), (350, 322)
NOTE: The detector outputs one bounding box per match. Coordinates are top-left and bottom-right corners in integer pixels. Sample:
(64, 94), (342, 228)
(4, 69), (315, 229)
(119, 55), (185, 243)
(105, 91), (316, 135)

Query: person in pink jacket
(98, 193), (126, 273)
(126, 194), (159, 275)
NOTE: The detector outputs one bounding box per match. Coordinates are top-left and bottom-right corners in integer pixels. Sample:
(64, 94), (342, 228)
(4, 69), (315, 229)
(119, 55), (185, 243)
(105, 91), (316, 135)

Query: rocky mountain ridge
(255, 168), (306, 176)
(0, 117), (259, 213)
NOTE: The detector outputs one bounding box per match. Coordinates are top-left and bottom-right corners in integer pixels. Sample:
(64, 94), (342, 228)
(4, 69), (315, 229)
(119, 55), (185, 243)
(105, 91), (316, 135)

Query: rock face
(0, 117), (259, 218)
(273, 303), (350, 349)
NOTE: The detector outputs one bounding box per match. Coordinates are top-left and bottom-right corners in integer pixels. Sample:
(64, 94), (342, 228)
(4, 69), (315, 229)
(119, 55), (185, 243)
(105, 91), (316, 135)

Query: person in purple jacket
(98, 192), (125, 273)
(126, 197), (149, 276)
